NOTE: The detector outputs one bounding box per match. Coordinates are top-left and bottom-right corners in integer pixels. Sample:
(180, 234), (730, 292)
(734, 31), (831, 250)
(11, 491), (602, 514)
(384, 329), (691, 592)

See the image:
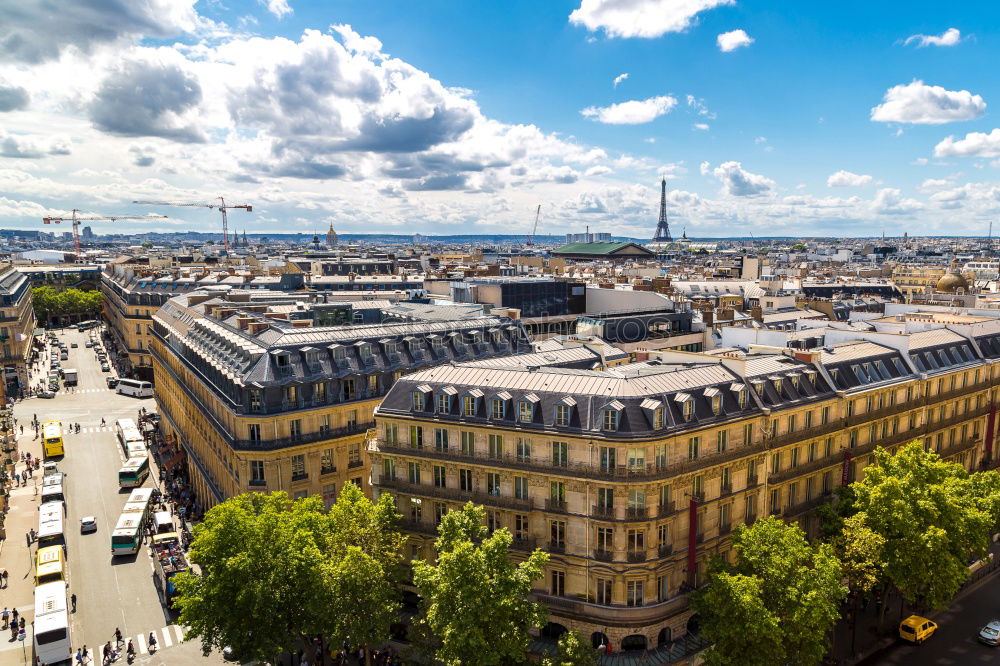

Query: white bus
(34, 581), (71, 665)
(117, 378), (153, 398)
(115, 418), (146, 458)
(40, 481), (66, 506)
(111, 488), (154, 556)
(38, 502), (65, 550)
(118, 457), (150, 488)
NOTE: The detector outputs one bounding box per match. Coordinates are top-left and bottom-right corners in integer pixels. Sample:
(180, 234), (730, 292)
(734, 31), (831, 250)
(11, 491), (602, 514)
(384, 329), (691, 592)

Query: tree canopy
(693, 516), (847, 666)
(31, 286), (102, 323)
(413, 503), (549, 666)
(849, 442), (1000, 609)
(542, 630), (598, 666)
(174, 486), (404, 664)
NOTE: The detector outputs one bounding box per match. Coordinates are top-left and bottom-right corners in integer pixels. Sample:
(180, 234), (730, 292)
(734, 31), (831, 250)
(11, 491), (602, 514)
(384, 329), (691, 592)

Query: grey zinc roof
(908, 328), (967, 350)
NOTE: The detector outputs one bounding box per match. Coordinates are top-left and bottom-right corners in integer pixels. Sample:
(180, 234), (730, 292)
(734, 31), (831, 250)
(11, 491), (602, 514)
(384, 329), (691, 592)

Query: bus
(118, 457), (150, 488)
(34, 581), (71, 665)
(41, 420), (64, 458)
(111, 488), (154, 556)
(117, 379), (154, 398)
(40, 481), (65, 506)
(115, 418), (147, 458)
(76, 320), (98, 330)
(35, 546), (66, 585)
(38, 502), (65, 551)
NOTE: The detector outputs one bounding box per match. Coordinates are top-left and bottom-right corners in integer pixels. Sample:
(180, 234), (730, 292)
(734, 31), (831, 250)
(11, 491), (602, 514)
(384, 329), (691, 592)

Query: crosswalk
(87, 625), (188, 659)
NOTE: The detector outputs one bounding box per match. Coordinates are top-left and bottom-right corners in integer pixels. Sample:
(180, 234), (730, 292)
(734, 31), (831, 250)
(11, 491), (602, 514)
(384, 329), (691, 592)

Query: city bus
(118, 457), (150, 488)
(117, 378), (154, 398)
(40, 481), (65, 506)
(35, 546), (66, 585)
(76, 320), (98, 330)
(34, 580), (72, 665)
(38, 503), (65, 551)
(41, 420), (64, 458)
(111, 488), (154, 556)
(115, 418), (147, 458)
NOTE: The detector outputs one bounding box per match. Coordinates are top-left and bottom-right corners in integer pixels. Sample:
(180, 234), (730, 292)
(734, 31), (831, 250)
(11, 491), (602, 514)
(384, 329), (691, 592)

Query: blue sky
(0, 0), (998, 237)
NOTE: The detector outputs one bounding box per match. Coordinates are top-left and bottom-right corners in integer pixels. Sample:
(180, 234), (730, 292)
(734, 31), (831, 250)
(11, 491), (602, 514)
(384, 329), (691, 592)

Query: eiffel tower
(651, 178), (672, 243)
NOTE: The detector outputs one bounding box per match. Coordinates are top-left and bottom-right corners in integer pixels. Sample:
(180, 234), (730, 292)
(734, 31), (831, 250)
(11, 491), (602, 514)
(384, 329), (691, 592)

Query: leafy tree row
(174, 486), (593, 665)
(693, 442), (1000, 666)
(31, 286), (102, 323)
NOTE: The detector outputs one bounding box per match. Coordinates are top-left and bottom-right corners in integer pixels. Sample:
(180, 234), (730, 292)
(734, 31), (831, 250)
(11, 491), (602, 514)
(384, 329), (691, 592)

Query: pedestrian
(19, 617), (24, 631)
(83, 646), (88, 663)
(148, 632), (157, 653)
(102, 642), (110, 665)
(1, 569), (7, 587)
(126, 641), (134, 663)
(76, 648), (83, 665)
(71, 593), (77, 612)
(1, 607), (7, 628)
(115, 628), (122, 645)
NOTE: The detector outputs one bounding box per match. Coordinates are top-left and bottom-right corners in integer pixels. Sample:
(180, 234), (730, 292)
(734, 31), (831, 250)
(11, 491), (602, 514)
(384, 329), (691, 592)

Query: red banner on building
(687, 497), (698, 583)
(841, 449), (852, 486)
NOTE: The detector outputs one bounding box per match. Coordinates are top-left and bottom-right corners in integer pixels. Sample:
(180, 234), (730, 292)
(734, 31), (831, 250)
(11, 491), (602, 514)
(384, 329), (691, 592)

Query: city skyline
(0, 1), (999, 237)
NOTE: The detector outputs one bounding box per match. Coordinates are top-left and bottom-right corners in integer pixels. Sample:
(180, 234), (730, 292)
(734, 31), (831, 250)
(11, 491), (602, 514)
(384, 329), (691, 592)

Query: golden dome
(936, 271), (969, 293)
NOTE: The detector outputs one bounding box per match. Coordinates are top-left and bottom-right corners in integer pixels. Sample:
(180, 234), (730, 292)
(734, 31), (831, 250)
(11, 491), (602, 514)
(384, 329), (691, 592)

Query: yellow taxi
(899, 615), (937, 644)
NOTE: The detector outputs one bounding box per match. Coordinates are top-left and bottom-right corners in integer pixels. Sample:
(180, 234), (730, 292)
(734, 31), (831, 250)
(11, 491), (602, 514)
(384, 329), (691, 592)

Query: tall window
(514, 514), (529, 540)
(410, 425), (423, 448)
(688, 437), (700, 461)
(596, 578), (612, 605)
(743, 423), (753, 444)
(314, 382), (326, 401)
(289, 419), (302, 439)
(461, 431), (475, 455)
(433, 465), (446, 488)
(717, 430), (728, 453)
(519, 401), (533, 423)
(550, 520), (566, 548)
(459, 468), (473, 492)
(321, 448), (335, 474)
(653, 407), (665, 429)
(381, 458), (395, 480)
(384, 423), (397, 445)
(597, 487), (614, 511)
(250, 460), (265, 484)
(488, 434), (504, 459)
(435, 428), (449, 452)
(599, 446), (617, 472)
(627, 447), (645, 470)
(435, 393), (451, 414)
(550, 570), (565, 596)
(463, 396), (476, 416)
(516, 438), (532, 461)
(411, 391), (425, 411)
(554, 404), (570, 426)
(247, 423), (261, 442)
(602, 409), (619, 431)
(487, 472), (501, 496)
(514, 476), (529, 500)
(550, 481), (565, 505)
(407, 462), (421, 484)
(491, 398), (505, 419)
(596, 527), (613, 552)
(626, 580), (644, 607)
(551, 441), (568, 467)
(654, 444), (667, 469)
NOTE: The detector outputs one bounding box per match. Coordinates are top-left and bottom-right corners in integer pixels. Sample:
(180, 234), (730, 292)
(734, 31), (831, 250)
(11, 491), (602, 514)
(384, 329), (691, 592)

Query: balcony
(656, 501), (678, 518)
(591, 505), (615, 519)
(626, 550), (646, 563)
(320, 465), (337, 476)
(376, 476), (535, 512)
(548, 541), (566, 554)
(593, 549), (614, 562)
(845, 400), (913, 427)
(290, 471), (308, 483)
(719, 522), (732, 536)
(783, 492), (832, 518)
(248, 479), (267, 487)
(232, 421), (376, 451)
(658, 543), (673, 557)
(545, 499), (568, 513)
(746, 475), (759, 488)
(720, 482), (733, 496)
(510, 536), (537, 552)
(768, 420), (844, 447)
(532, 591), (690, 626)
(347, 459), (364, 469)
(624, 506), (648, 520)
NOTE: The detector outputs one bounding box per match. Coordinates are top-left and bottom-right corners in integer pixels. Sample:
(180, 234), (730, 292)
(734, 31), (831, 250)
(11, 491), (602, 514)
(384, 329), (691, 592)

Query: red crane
(42, 210), (168, 261)
(132, 198), (252, 254)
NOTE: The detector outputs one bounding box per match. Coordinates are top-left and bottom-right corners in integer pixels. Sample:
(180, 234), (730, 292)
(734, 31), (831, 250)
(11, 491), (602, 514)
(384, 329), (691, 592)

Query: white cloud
(754, 136), (767, 144)
(569, 0), (734, 39)
(585, 165), (613, 177)
(934, 128), (1000, 158)
(685, 95), (715, 119)
(330, 24), (385, 57)
(871, 188), (922, 215)
(699, 160), (711, 176)
(904, 27), (962, 48)
(870, 80), (985, 124)
(711, 161), (774, 197)
(263, 0), (292, 18)
(581, 95), (677, 124)
(717, 29), (753, 52)
(612, 72), (628, 88)
(0, 130), (71, 158)
(827, 170), (874, 187)
(693, 123), (709, 131)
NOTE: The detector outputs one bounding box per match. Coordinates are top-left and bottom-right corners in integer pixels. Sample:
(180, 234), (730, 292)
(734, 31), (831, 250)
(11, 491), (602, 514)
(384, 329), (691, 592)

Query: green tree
(413, 503), (549, 666)
(692, 517), (847, 666)
(542, 630), (598, 666)
(851, 443), (994, 610)
(31, 286), (59, 323)
(174, 487), (403, 664)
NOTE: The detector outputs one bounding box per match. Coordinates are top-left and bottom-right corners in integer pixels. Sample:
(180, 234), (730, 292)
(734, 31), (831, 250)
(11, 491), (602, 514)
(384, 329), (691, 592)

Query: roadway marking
(174, 625), (186, 642)
(160, 626), (173, 648)
(136, 632), (147, 654)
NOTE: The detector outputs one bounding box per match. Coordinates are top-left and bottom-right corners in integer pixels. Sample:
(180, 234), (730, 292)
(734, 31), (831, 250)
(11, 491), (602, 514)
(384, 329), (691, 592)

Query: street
(0, 326), (227, 666)
(864, 575), (1000, 665)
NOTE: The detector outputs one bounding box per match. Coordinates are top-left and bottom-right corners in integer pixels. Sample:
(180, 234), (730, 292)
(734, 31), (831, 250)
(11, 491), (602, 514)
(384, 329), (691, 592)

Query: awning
(162, 451), (186, 471)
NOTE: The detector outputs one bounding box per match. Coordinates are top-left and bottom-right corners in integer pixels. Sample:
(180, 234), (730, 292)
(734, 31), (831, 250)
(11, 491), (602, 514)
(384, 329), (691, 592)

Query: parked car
(106, 377), (119, 388)
(38, 391), (55, 399)
(80, 516), (97, 533)
(101, 363), (110, 372)
(979, 620), (1000, 646)
(70, 343), (78, 348)
(899, 615), (937, 645)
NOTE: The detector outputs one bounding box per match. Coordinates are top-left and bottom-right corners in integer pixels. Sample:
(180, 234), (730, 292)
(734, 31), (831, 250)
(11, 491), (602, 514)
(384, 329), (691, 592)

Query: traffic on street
(0, 325), (228, 665)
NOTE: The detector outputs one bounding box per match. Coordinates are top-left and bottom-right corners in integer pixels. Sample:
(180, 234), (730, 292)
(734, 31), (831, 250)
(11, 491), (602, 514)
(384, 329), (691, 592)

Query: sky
(0, 0), (999, 238)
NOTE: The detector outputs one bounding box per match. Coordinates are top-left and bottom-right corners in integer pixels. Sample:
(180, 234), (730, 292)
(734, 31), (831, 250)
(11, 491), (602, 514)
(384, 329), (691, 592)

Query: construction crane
(132, 197), (252, 254)
(525, 204), (541, 246)
(42, 210), (167, 261)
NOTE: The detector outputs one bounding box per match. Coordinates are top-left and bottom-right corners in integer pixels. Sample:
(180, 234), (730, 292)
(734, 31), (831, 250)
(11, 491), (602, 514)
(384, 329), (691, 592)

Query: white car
(80, 516), (97, 533)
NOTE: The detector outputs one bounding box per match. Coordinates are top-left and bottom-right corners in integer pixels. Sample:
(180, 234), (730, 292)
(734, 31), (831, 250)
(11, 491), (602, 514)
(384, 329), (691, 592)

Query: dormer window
(772, 378), (783, 395)
(555, 397), (575, 426)
(602, 409), (619, 431)
(359, 343), (373, 364)
(411, 389), (428, 411)
(463, 396), (476, 416)
(674, 393), (694, 421)
(653, 407), (665, 429)
(491, 396), (508, 419)
(435, 393), (451, 414)
(704, 388), (721, 415)
(518, 401), (534, 423)
(790, 375), (800, 390)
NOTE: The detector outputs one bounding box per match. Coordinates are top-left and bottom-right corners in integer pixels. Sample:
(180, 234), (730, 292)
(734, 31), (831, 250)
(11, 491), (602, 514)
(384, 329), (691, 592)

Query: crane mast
(526, 204), (541, 246)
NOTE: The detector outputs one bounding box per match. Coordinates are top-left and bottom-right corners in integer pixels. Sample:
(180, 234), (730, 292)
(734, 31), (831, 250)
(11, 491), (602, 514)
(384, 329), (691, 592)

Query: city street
(0, 327), (227, 666)
(863, 575), (1000, 665)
